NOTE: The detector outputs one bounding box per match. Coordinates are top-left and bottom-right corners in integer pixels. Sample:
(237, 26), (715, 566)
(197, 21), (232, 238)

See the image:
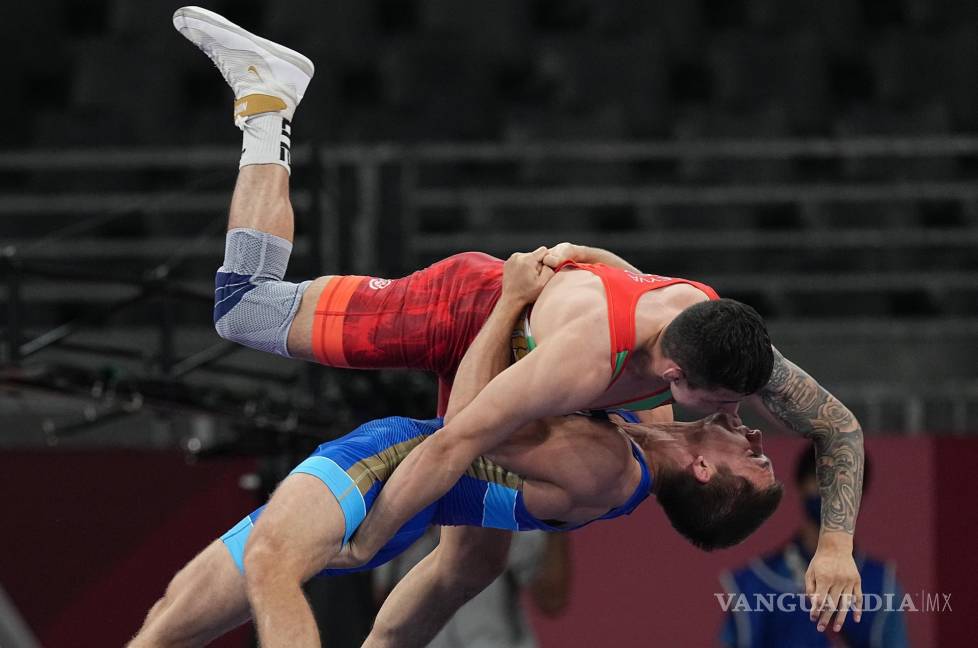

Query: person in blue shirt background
(719, 449), (909, 648)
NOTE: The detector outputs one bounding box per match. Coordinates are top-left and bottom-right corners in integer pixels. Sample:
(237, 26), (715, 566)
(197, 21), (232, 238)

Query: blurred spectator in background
(719, 449), (908, 648)
(373, 529), (571, 648)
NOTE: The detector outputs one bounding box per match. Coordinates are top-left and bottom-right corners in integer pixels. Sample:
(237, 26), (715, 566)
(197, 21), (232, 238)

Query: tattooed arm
(748, 347), (865, 634)
(752, 348), (864, 533)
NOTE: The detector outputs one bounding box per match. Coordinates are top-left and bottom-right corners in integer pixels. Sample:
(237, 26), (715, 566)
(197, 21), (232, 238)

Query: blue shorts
(221, 416), (443, 576)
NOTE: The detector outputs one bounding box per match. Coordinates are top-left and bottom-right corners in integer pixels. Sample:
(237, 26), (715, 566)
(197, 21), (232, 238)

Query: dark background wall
(4, 1), (978, 646)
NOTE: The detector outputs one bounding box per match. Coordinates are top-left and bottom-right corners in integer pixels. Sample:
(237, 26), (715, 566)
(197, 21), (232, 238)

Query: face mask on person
(804, 494), (821, 526)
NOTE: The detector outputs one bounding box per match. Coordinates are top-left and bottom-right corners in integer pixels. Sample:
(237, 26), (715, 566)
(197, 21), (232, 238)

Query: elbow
(808, 396), (863, 444)
(837, 399), (864, 438)
(426, 429), (475, 475)
(443, 406), (459, 426)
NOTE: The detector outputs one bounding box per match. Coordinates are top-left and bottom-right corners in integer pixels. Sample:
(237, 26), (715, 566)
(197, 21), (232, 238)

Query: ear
(691, 455), (714, 484)
(662, 364), (684, 384)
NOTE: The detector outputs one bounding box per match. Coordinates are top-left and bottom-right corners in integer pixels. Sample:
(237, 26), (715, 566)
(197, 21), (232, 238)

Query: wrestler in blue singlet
(221, 413), (652, 577)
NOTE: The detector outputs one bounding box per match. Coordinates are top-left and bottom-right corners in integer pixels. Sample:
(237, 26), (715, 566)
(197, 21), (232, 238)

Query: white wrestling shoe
(173, 6), (314, 127)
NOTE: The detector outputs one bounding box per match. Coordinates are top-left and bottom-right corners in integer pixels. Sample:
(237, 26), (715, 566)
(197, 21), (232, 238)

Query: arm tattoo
(759, 348), (864, 534)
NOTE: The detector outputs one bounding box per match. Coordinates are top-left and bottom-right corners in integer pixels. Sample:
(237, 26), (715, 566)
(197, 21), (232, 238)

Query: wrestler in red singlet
(311, 253), (717, 415)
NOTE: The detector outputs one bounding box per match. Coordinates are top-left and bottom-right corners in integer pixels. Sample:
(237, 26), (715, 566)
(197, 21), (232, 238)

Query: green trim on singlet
(612, 389), (674, 412)
(611, 350), (629, 381)
(512, 311), (673, 412)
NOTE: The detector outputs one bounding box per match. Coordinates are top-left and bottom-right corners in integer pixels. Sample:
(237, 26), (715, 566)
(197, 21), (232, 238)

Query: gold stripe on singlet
(345, 434), (525, 498)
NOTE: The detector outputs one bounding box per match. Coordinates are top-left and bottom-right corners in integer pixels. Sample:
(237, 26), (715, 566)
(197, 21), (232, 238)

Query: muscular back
(484, 415), (644, 525)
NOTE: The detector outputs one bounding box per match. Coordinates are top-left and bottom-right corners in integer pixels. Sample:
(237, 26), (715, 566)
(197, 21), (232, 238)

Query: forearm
(445, 293), (526, 420)
(529, 533), (572, 616)
(354, 327), (603, 558)
(352, 437), (466, 559)
(812, 422), (864, 537)
(572, 244), (641, 273)
(758, 349), (864, 536)
(367, 526), (512, 648)
(366, 552), (462, 648)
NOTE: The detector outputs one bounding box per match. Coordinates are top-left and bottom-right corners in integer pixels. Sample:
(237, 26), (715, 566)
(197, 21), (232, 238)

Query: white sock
(239, 114), (292, 174)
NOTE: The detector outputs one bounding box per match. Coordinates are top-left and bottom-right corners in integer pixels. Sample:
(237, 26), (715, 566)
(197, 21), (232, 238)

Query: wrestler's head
(653, 413), (783, 551)
(659, 299), (773, 414)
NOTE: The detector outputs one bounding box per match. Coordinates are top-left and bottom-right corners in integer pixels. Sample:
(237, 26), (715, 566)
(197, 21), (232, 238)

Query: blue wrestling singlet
(220, 414), (653, 576)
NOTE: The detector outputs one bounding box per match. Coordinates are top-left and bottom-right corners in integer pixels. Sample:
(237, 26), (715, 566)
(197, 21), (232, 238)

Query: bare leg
(527, 532), (572, 616)
(285, 275), (332, 359)
(228, 165), (294, 241)
(128, 541), (250, 648)
(177, 7), (353, 365)
(365, 527), (512, 648)
(222, 163), (331, 360)
(243, 473), (346, 648)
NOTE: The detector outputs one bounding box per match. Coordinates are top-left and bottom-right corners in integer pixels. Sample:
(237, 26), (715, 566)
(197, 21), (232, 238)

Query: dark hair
(795, 446), (871, 493)
(661, 299), (774, 395)
(656, 465), (784, 551)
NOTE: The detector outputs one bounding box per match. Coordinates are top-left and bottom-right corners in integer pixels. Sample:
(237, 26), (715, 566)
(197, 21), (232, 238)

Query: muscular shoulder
(637, 282), (709, 318)
(525, 307), (611, 386)
(629, 284), (706, 345)
(666, 282), (712, 307)
(532, 270), (607, 329)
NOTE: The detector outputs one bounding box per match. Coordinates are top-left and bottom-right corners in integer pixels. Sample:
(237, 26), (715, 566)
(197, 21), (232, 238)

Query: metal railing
(315, 136), (978, 271)
(2, 138), (977, 434)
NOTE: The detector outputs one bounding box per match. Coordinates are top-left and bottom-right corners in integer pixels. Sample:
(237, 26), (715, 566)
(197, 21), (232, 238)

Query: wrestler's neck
(624, 424), (698, 494)
(643, 332), (679, 385)
(631, 286), (704, 373)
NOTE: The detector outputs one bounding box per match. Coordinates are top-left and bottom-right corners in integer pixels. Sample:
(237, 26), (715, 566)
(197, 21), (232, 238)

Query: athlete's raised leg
(127, 540), (250, 648)
(172, 7), (332, 360)
(173, 5), (313, 240)
(175, 7), (503, 393)
(228, 164), (295, 242)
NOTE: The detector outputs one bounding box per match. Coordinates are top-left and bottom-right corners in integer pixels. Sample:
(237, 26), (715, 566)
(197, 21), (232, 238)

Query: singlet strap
(596, 437), (653, 521)
(516, 435), (653, 532)
(553, 260), (624, 378)
(552, 261), (720, 387)
(601, 388), (674, 412)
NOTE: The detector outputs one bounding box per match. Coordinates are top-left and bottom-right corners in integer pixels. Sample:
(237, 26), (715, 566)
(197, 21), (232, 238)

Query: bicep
(750, 347), (859, 438)
(745, 393), (794, 435)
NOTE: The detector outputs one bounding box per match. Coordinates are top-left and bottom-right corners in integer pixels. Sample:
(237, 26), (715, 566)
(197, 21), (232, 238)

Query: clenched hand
(503, 247), (556, 303)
